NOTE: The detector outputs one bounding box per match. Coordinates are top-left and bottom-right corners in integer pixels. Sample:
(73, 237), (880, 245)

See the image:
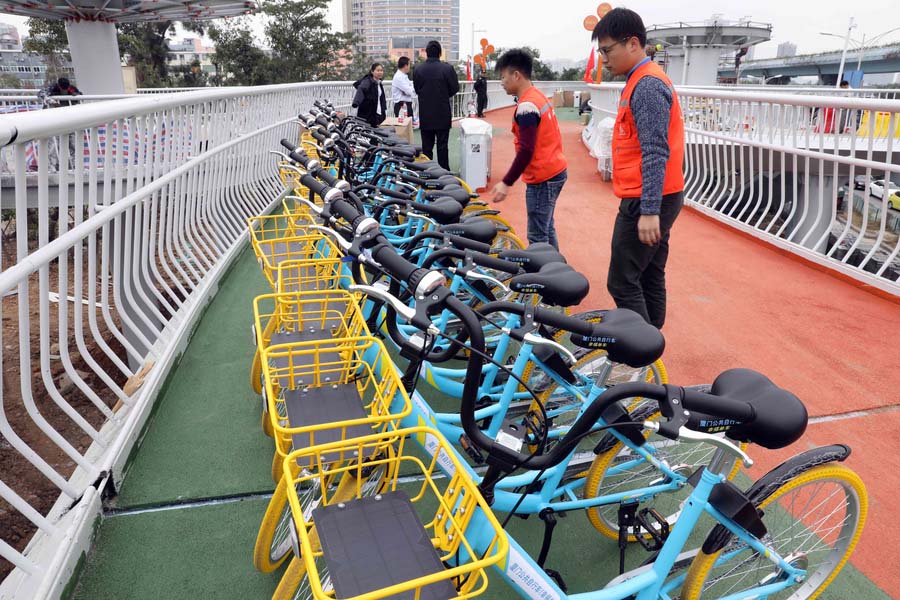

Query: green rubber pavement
(114, 245), (277, 508)
(69, 498), (282, 600)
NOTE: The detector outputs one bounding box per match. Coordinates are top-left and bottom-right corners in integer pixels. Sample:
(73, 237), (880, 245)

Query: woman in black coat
(352, 63), (387, 127)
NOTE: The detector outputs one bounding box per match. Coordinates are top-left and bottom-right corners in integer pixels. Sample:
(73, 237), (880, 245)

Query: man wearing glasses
(592, 8), (684, 330)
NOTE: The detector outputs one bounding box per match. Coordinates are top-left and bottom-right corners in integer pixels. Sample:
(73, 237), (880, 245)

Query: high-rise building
(776, 41), (797, 58)
(342, 0), (460, 62)
(0, 22), (22, 51)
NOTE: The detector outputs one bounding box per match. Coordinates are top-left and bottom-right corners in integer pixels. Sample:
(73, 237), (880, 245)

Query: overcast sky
(2, 0), (899, 62)
(326, 0), (900, 61)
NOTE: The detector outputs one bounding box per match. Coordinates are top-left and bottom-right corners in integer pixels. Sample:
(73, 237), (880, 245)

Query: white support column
(64, 20), (125, 95)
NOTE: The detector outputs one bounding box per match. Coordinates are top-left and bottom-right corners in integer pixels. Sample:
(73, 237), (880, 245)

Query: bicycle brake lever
(521, 332), (577, 366)
(269, 150), (292, 161)
(404, 212), (437, 226)
(349, 284), (419, 326)
(459, 269), (511, 294)
(308, 225), (352, 252)
(286, 196), (324, 216)
(644, 422), (754, 468)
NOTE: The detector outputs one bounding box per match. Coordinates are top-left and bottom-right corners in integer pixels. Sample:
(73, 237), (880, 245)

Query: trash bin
(458, 118), (492, 191)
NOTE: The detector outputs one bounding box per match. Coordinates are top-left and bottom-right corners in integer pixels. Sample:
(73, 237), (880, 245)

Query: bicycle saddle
(423, 186), (471, 207)
(705, 368), (808, 449)
(509, 262), (589, 307)
(569, 309), (665, 368)
(407, 197), (462, 225)
(438, 217), (497, 245)
(498, 243), (566, 273)
(402, 159), (441, 172)
(423, 175), (461, 190)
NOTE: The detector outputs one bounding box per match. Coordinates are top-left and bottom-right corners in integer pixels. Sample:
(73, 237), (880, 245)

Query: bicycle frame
(407, 435), (803, 600)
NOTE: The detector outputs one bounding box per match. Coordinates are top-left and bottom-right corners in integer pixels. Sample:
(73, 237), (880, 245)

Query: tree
(207, 20), (275, 86)
(559, 66), (584, 81)
(0, 73), (21, 89)
(483, 46), (558, 81)
(170, 60), (209, 88)
(118, 22), (174, 88)
(335, 50), (380, 82)
(263, 0), (359, 83)
(23, 18), (69, 86)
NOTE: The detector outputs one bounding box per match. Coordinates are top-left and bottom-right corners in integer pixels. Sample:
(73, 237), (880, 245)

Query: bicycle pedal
(633, 508), (670, 552)
(458, 434), (485, 464)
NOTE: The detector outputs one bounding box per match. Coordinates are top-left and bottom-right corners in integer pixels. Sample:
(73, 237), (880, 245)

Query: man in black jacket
(473, 71), (488, 118)
(40, 77), (82, 107)
(413, 40), (460, 170)
(352, 63), (387, 127)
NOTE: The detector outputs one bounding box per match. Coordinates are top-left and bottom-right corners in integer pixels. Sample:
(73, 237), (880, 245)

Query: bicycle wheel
(254, 452), (393, 573)
(583, 409), (744, 542)
(681, 464), (867, 600)
(272, 555), (333, 600)
(250, 348), (263, 395)
(491, 228), (525, 252)
(527, 349), (666, 451)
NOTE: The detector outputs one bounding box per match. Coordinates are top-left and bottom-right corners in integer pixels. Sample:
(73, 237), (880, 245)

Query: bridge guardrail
(589, 83), (900, 295)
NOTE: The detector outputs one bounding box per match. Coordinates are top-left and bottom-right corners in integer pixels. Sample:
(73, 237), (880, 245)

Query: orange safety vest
(511, 86), (567, 184)
(612, 60), (685, 199)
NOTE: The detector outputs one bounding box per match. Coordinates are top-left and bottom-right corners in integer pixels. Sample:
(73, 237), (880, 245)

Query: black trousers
(393, 101), (413, 117)
(607, 191), (684, 329)
(420, 128), (450, 170)
(476, 94), (487, 117)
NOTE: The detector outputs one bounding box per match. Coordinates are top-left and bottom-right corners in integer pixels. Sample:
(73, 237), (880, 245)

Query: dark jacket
(413, 57), (460, 131)
(352, 74), (387, 127)
(42, 83), (82, 106)
(473, 76), (487, 99)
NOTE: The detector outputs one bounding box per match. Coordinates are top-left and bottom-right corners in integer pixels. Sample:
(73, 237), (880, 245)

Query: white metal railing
(0, 82), (360, 599)
(588, 83), (900, 295)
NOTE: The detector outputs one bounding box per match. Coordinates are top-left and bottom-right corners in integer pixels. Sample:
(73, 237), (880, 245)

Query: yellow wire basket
(252, 288), (369, 369)
(278, 426), (508, 600)
(273, 257), (353, 295)
(248, 219), (343, 291)
(262, 336), (411, 476)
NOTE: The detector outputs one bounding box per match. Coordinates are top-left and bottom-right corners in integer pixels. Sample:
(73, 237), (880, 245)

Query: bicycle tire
(255, 453), (393, 573)
(271, 555), (313, 600)
(583, 412), (744, 541)
(250, 348), (262, 395)
(526, 348), (667, 452)
(680, 463), (867, 600)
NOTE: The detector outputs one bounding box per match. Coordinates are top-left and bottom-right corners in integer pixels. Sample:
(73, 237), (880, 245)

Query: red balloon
(597, 2), (612, 17)
(583, 15), (599, 31)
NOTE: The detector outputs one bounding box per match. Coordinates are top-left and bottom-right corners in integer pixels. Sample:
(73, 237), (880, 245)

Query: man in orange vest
(491, 49), (568, 249)
(593, 8), (685, 329)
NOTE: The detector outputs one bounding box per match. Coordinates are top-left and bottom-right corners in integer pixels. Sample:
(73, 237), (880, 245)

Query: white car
(868, 179), (900, 199)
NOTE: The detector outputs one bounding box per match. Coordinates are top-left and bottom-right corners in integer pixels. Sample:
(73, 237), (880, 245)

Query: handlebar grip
(444, 234), (491, 254)
(682, 387), (756, 422)
(298, 173), (330, 198)
(469, 252), (521, 275)
(329, 197), (363, 222)
(374, 186), (415, 200)
(280, 138), (298, 152)
(316, 168), (341, 188)
(371, 243), (420, 282)
(315, 114), (331, 128)
(531, 306), (596, 335)
(399, 172), (427, 186)
(310, 129), (328, 143)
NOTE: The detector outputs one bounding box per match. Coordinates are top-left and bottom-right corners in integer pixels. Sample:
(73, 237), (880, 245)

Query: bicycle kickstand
(537, 509), (568, 592)
(617, 502), (639, 576)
